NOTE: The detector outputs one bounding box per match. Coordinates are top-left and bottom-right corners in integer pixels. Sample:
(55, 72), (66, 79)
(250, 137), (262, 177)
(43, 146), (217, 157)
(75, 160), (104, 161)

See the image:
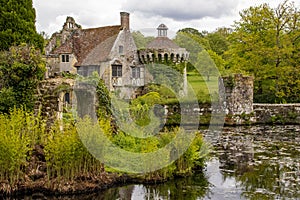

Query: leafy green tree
(196, 50), (225, 81)
(0, 0), (43, 50)
(226, 1), (300, 103)
(131, 31), (155, 49)
(173, 32), (208, 71)
(178, 28), (204, 37)
(0, 44), (46, 113)
(207, 30), (230, 56)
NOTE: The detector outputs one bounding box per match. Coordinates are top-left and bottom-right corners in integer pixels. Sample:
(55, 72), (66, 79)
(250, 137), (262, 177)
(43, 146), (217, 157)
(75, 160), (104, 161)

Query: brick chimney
(120, 12), (130, 30)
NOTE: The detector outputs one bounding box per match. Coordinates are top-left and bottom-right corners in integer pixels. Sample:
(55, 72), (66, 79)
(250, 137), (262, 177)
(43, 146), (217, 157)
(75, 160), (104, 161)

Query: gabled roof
(53, 25), (121, 66)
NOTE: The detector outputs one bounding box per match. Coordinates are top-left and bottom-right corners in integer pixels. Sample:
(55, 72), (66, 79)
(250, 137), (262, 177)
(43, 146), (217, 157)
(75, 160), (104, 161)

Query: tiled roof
(80, 34), (118, 65)
(146, 37), (180, 49)
(53, 41), (73, 54)
(53, 25), (121, 66)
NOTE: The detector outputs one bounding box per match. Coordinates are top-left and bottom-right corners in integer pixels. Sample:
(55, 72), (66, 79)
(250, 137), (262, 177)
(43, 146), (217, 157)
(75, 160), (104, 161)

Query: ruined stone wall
(163, 102), (300, 126)
(219, 74), (253, 115)
(253, 104), (300, 124)
(35, 75), (300, 128)
(35, 78), (74, 127)
(218, 74), (300, 125)
(164, 72), (300, 126)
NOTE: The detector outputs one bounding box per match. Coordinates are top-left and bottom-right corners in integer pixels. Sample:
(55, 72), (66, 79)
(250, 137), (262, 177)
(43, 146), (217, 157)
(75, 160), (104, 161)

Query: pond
(20, 125), (300, 199)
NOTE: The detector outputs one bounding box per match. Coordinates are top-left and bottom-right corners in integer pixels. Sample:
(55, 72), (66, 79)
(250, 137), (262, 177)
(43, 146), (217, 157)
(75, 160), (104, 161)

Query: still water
(27, 125), (300, 199)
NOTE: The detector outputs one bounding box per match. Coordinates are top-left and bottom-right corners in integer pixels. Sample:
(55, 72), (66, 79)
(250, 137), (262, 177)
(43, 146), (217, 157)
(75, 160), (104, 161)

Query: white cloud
(33, 0), (287, 37)
(33, 0), (123, 35)
(122, 0), (237, 21)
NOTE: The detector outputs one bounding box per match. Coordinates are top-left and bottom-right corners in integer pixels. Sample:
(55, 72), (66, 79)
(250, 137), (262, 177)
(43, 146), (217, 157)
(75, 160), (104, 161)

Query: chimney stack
(120, 12), (130, 30)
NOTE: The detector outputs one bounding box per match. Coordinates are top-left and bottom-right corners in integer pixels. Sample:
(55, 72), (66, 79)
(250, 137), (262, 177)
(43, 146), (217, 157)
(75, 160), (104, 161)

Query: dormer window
(61, 54), (70, 62)
(119, 45), (124, 54)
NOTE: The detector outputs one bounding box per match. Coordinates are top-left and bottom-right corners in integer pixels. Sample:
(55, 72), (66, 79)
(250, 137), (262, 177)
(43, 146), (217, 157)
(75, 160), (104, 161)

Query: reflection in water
(204, 158), (245, 200)
(101, 172), (209, 200)
(215, 125), (300, 200)
(16, 125), (300, 200)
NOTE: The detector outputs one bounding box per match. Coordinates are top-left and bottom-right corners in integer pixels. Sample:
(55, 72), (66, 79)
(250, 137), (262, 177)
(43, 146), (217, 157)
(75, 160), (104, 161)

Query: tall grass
(0, 108), (43, 184)
(0, 108), (103, 188)
(44, 122), (103, 181)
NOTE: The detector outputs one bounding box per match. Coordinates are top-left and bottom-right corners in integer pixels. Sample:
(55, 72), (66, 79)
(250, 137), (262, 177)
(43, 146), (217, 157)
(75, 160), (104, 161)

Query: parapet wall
(253, 103), (300, 124)
(164, 102), (300, 126)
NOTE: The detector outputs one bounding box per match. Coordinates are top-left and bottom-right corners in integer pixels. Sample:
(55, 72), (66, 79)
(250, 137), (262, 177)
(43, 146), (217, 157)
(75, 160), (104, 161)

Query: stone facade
(45, 12), (144, 99)
(40, 12), (192, 123)
(45, 17), (190, 100)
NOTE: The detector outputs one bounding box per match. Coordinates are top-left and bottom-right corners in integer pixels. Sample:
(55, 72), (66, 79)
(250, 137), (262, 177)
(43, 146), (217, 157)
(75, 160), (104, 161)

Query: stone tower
(138, 24), (189, 96)
(219, 74), (254, 115)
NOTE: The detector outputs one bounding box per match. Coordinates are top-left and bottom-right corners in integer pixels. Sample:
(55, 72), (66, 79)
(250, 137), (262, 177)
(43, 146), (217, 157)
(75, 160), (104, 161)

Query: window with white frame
(131, 67), (140, 78)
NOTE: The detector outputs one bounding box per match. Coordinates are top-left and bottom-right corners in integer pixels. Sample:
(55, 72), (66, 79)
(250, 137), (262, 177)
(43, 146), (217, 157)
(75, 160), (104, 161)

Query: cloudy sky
(33, 0), (297, 38)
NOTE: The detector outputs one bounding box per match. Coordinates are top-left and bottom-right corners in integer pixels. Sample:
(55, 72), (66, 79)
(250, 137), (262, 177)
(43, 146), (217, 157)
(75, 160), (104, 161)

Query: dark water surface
(21, 125), (300, 199)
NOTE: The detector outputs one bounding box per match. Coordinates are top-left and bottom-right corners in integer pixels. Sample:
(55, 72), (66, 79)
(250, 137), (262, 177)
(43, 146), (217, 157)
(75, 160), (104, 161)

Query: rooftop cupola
(157, 24), (168, 37)
(138, 23), (189, 64)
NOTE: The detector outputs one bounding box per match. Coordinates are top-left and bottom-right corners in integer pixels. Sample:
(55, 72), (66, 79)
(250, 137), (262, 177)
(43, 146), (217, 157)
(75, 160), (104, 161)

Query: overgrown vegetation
(0, 108), (42, 184)
(0, 109), (104, 192)
(0, 44), (45, 113)
(0, 105), (209, 193)
(94, 76), (209, 178)
(44, 122), (103, 181)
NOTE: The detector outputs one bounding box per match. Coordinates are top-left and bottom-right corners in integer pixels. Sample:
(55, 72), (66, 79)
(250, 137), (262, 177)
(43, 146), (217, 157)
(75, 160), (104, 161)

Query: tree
(0, 0), (44, 51)
(178, 28), (204, 37)
(0, 44), (46, 113)
(173, 31), (208, 71)
(131, 31), (155, 49)
(207, 30), (230, 56)
(226, 1), (300, 103)
(196, 50), (225, 81)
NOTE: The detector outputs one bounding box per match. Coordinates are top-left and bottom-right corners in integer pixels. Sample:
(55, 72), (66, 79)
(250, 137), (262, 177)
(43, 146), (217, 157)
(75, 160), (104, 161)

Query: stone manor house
(40, 12), (268, 126)
(44, 12), (189, 99)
